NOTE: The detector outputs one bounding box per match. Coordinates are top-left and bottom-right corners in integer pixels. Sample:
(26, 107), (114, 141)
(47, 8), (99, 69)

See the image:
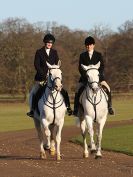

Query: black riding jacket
(34, 47), (59, 81)
(79, 50), (105, 83)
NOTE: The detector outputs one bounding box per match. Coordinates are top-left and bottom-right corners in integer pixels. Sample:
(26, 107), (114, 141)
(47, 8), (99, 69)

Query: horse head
(81, 62), (100, 93)
(46, 61), (63, 91)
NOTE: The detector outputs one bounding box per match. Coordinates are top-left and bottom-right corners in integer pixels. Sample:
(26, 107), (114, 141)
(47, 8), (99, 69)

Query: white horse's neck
(85, 86), (102, 104)
(44, 83), (63, 106)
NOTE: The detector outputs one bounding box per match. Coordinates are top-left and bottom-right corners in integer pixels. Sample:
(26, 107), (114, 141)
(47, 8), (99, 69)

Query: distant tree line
(0, 18), (133, 100)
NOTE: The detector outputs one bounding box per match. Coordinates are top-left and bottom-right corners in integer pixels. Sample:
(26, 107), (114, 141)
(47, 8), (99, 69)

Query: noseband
(86, 68), (99, 90)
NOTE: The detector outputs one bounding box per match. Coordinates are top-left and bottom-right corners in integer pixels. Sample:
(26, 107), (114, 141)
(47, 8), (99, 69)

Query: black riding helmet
(85, 36), (95, 45)
(43, 33), (55, 43)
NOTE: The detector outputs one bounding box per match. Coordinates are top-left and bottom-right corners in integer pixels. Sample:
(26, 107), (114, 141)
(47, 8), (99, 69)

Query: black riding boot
(73, 93), (79, 116)
(27, 85), (45, 118)
(73, 85), (85, 116)
(61, 89), (73, 116)
(27, 94), (36, 118)
(107, 91), (114, 115)
(102, 85), (114, 115)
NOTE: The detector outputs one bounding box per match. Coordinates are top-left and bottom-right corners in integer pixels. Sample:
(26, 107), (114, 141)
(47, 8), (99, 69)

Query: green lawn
(71, 125), (133, 156)
(0, 97), (133, 132)
(109, 97), (133, 121)
(102, 125), (133, 155)
(0, 103), (34, 132)
(0, 103), (75, 132)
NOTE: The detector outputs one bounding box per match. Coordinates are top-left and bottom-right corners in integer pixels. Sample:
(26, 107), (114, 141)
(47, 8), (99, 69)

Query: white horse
(78, 62), (108, 158)
(33, 62), (66, 160)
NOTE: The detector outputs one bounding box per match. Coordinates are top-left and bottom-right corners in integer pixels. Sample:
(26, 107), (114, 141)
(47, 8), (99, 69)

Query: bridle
(43, 67), (64, 125)
(85, 67), (102, 122)
(47, 68), (62, 90)
(85, 68), (100, 91)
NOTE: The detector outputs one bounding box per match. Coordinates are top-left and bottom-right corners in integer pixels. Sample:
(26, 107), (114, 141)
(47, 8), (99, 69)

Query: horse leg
(95, 117), (106, 158)
(56, 123), (63, 160)
(43, 124), (55, 154)
(86, 116), (96, 153)
(33, 118), (46, 159)
(43, 126), (51, 155)
(49, 124), (56, 156)
(80, 119), (89, 158)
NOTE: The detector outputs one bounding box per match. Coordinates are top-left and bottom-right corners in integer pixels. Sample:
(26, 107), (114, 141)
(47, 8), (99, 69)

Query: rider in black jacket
(27, 34), (72, 117)
(73, 36), (114, 116)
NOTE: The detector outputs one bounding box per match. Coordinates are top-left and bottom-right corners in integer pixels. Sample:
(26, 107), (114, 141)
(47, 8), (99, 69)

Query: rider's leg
(101, 81), (114, 115)
(27, 82), (41, 117)
(73, 82), (85, 116)
(34, 84), (47, 114)
(61, 89), (73, 116)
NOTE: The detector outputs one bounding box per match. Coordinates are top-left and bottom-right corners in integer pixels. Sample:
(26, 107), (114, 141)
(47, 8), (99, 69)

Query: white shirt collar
(45, 48), (50, 56)
(88, 50), (94, 55)
(88, 50), (94, 59)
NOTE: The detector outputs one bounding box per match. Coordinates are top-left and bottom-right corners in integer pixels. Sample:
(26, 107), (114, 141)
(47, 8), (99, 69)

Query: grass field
(0, 102), (75, 132)
(0, 103), (34, 132)
(0, 97), (133, 132)
(71, 124), (133, 156)
(110, 97), (133, 121)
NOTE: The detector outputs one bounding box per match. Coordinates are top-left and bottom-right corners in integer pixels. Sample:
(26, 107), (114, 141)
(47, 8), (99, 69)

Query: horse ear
(96, 61), (100, 69)
(57, 60), (61, 67)
(46, 62), (52, 69)
(81, 64), (88, 71)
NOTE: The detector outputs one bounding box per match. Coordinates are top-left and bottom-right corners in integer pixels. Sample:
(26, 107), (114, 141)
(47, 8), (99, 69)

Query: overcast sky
(0, 0), (133, 31)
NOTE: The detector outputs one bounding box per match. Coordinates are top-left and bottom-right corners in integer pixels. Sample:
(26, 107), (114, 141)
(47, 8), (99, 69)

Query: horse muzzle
(54, 84), (63, 91)
(92, 84), (99, 93)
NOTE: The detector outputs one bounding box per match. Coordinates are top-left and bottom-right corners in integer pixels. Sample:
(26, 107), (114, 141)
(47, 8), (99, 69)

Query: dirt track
(0, 120), (133, 177)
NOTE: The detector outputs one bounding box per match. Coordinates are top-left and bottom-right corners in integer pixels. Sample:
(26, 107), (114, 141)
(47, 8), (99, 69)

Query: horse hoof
(57, 155), (62, 161)
(50, 149), (56, 156)
(43, 144), (50, 151)
(83, 153), (89, 158)
(95, 155), (102, 159)
(40, 152), (46, 159)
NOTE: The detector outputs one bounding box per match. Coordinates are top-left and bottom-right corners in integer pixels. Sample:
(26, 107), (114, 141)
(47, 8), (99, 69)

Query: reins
(85, 86), (102, 122)
(85, 67), (105, 122)
(43, 69), (64, 125)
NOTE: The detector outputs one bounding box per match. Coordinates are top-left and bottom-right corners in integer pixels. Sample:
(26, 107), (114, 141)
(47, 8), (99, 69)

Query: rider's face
(45, 42), (53, 49)
(86, 44), (95, 51)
